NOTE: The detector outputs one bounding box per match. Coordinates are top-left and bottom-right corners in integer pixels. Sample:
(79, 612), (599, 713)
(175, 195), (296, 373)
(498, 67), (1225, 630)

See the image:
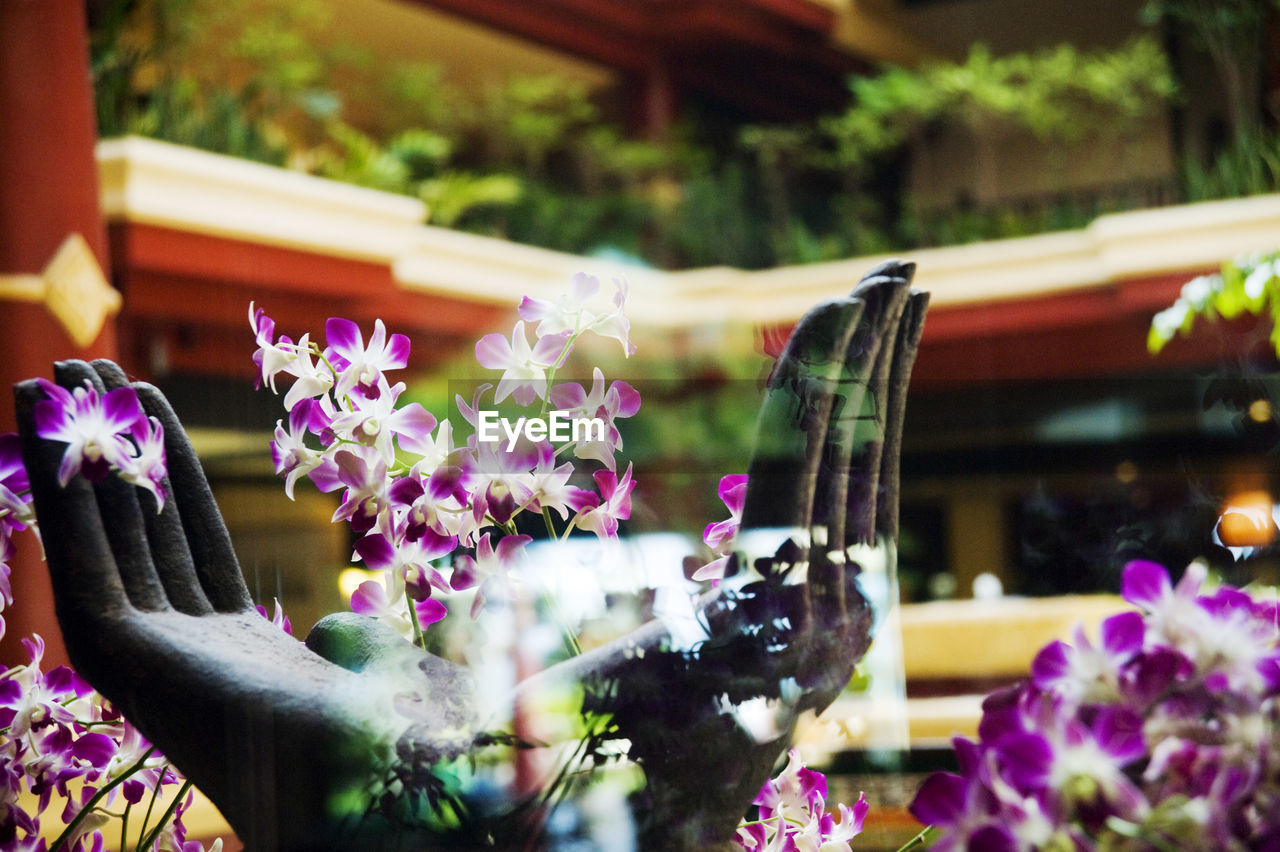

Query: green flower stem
(406, 590), (426, 650)
(1104, 817), (1180, 852)
(534, 722), (594, 814)
(511, 496), (542, 518)
(135, 762), (167, 852)
(486, 517), (519, 537)
(894, 825), (933, 852)
(120, 800), (131, 852)
(528, 510), (583, 657)
(137, 778), (194, 852)
(737, 815), (806, 830)
(51, 746), (155, 852)
(303, 340), (343, 390)
(538, 330), (581, 419)
(540, 590), (583, 658)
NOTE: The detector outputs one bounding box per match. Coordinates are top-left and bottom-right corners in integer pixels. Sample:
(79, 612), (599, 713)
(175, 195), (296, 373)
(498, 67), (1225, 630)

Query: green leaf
(420, 172), (523, 228)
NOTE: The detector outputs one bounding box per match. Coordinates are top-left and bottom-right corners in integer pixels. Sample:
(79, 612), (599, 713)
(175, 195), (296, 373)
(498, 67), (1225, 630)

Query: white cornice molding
(97, 136), (426, 263)
(1089, 194), (1280, 280)
(97, 137), (1280, 329)
(392, 223), (672, 313)
(680, 195), (1280, 322)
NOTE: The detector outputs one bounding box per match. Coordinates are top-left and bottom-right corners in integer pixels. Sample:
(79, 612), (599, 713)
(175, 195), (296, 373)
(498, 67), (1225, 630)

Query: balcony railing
(909, 177), (1184, 249)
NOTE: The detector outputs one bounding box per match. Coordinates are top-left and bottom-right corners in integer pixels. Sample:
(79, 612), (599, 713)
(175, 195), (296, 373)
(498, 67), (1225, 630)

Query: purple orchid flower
(462, 438), (538, 526)
(351, 573), (447, 630)
(548, 368), (641, 470)
(915, 560), (1280, 850)
(0, 433), (32, 535)
(735, 748), (868, 851)
(324, 316), (411, 400)
(692, 474), (748, 581)
(389, 462), (467, 543)
(271, 398), (327, 500)
(474, 321), (568, 406)
(519, 273), (636, 358)
(568, 464), (635, 540)
(118, 415), (167, 510)
(704, 474), (748, 551)
(33, 379), (142, 486)
(1032, 610), (1144, 705)
(354, 518), (456, 602)
(255, 598), (293, 635)
(516, 441), (587, 522)
(450, 532), (531, 618)
(328, 379), (437, 464)
(518, 271), (602, 339)
(328, 447), (393, 536)
(249, 302), (296, 393)
(280, 333), (335, 412)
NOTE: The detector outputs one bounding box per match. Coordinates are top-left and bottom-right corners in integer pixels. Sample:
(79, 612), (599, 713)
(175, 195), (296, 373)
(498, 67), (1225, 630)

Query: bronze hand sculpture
(15, 261), (926, 850)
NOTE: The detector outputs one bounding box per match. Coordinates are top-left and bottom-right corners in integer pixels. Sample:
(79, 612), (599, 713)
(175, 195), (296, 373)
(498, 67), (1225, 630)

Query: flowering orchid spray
(254, 276), (882, 848)
(0, 373), (248, 852)
(734, 748), (870, 851)
(249, 271), (641, 646)
(912, 559), (1280, 851)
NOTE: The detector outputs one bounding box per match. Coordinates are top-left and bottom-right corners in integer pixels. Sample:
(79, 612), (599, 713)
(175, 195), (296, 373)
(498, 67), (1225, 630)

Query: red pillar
(0, 0), (117, 666)
(628, 57), (679, 143)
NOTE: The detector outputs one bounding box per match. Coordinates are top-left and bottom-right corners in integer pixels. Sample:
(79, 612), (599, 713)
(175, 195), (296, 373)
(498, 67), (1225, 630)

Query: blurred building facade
(7, 5), (1280, 847)
(4, 0), (1280, 654)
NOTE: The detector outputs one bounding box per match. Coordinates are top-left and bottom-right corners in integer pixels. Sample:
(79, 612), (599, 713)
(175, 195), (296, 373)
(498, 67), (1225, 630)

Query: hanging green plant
(1149, 249), (1280, 354)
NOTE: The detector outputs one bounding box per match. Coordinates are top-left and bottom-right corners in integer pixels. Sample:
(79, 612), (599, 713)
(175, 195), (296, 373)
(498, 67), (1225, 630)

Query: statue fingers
(738, 297), (863, 552)
(101, 363), (255, 614)
(51, 360), (175, 613)
(769, 264), (907, 708)
(815, 276), (927, 709)
(14, 372), (137, 622)
(874, 290), (929, 545)
(837, 262), (913, 548)
(52, 360), (215, 616)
